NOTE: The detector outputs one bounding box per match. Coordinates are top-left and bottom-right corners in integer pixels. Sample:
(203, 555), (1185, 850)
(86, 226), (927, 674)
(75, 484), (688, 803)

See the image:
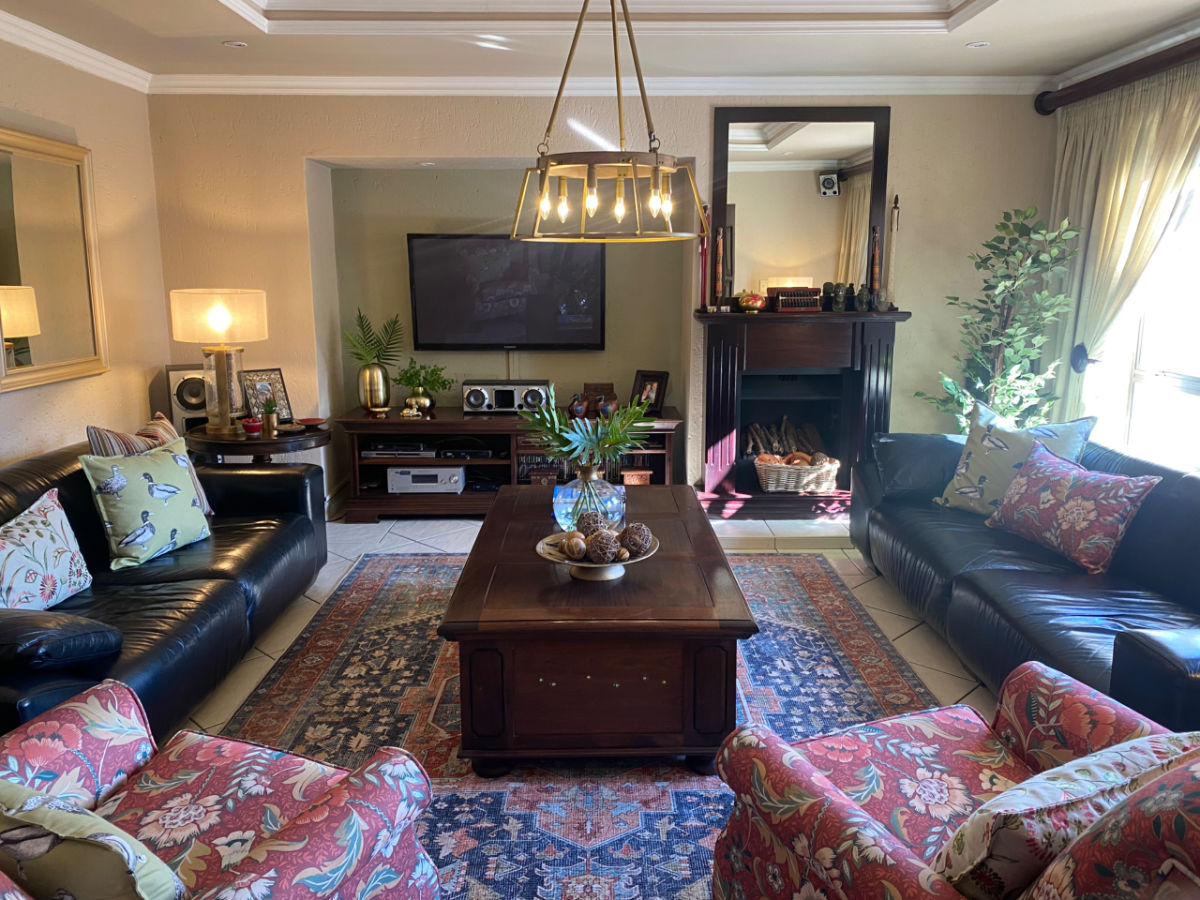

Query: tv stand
(335, 407), (682, 522)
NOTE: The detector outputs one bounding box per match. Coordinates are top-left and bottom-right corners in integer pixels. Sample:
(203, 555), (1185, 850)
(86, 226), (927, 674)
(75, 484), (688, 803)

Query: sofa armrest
(849, 460), (883, 565)
(196, 463), (327, 562)
(714, 725), (959, 899)
(0, 609), (122, 673)
(1111, 629), (1200, 731)
(0, 680), (156, 809)
(991, 661), (1166, 773)
(196, 747), (438, 900)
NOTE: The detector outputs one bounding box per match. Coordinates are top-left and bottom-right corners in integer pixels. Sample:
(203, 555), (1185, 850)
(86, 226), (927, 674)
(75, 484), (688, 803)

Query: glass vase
(552, 464), (625, 532)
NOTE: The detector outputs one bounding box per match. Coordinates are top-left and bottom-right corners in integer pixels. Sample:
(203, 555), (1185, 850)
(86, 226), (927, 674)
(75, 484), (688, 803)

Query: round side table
(185, 426), (331, 464)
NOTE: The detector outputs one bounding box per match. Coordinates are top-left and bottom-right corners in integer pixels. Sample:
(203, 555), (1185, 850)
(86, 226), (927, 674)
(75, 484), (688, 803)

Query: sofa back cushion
(871, 432), (966, 500)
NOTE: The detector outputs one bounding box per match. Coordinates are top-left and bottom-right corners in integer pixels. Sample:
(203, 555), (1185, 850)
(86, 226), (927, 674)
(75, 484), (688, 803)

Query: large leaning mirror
(0, 126), (107, 392)
(711, 107), (890, 302)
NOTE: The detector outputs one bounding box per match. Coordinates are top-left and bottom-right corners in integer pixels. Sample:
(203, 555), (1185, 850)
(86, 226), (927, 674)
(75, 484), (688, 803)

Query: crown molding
(1050, 15), (1200, 88)
(0, 10), (151, 93)
(148, 73), (1049, 96)
(729, 160), (839, 172)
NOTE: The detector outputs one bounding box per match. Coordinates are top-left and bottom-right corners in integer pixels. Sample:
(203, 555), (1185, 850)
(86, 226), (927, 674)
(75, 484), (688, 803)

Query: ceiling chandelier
(510, 0), (709, 243)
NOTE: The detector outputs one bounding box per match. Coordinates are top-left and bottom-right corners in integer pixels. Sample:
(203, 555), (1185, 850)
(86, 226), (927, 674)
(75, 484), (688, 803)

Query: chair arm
(715, 725), (960, 899)
(197, 747), (438, 900)
(0, 679), (156, 809)
(196, 463), (327, 563)
(991, 661), (1167, 773)
(1111, 629), (1200, 731)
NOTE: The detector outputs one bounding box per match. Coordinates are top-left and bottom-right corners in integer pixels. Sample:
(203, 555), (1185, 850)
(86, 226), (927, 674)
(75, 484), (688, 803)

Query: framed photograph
(630, 370), (668, 416)
(239, 368), (294, 422)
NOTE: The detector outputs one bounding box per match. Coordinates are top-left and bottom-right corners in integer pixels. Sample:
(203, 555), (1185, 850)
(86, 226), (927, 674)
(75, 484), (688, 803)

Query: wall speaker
(818, 172), (840, 197)
(160, 364), (209, 434)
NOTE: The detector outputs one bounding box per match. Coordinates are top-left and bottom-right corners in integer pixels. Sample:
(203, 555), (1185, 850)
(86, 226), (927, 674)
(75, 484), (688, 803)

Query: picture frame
(630, 370), (668, 416)
(239, 368), (294, 422)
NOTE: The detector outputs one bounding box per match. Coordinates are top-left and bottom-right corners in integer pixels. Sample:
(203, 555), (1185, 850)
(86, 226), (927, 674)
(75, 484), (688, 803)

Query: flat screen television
(407, 234), (605, 350)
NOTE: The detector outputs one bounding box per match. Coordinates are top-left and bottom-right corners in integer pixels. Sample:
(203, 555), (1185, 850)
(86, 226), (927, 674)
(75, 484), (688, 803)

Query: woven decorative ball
(586, 529), (620, 563)
(619, 522), (653, 557)
(562, 537), (588, 560)
(575, 511), (606, 537)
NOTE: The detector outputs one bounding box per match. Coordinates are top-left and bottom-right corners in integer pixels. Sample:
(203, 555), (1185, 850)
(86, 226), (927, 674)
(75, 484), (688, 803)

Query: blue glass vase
(552, 465), (625, 532)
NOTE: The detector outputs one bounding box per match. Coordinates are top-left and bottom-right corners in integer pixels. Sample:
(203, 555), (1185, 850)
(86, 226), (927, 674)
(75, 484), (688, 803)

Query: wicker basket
(755, 459), (840, 494)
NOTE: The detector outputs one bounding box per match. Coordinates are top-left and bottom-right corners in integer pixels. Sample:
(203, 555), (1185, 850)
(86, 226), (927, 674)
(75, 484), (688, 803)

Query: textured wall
(0, 44), (166, 465)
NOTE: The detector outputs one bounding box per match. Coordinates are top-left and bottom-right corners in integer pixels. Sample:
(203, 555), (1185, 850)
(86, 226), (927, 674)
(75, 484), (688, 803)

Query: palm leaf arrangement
(343, 309), (405, 368)
(518, 383), (653, 467)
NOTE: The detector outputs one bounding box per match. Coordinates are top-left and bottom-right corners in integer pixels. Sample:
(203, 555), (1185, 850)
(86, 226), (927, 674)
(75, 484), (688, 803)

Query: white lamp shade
(170, 288), (268, 344)
(0, 286), (41, 338)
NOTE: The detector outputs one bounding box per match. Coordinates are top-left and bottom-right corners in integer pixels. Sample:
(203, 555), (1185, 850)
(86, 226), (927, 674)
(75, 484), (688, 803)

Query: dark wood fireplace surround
(697, 310), (911, 517)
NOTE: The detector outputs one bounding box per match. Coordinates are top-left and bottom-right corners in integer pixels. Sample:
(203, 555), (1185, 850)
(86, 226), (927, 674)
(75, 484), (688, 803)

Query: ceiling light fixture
(965, 40), (990, 48)
(510, 0), (708, 243)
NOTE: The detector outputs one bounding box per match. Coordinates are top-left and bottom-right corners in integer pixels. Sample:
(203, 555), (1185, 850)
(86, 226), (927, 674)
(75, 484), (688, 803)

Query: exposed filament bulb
(556, 176), (570, 223)
(613, 176), (626, 223)
(585, 164), (599, 217)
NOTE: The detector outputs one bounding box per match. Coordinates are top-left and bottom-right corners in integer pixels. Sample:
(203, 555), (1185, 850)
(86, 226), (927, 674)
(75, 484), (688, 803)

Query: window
(1083, 163), (1200, 472)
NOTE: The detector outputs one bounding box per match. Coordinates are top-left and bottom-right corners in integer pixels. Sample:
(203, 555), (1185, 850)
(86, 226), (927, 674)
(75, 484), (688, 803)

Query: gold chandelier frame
(510, 0), (709, 243)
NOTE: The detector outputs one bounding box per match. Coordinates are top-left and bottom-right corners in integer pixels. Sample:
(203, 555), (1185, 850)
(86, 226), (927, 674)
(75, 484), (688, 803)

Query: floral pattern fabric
(1021, 760), (1200, 899)
(0, 680), (157, 809)
(0, 488), (92, 610)
(935, 732), (1200, 899)
(985, 441), (1161, 574)
(0, 869), (31, 899)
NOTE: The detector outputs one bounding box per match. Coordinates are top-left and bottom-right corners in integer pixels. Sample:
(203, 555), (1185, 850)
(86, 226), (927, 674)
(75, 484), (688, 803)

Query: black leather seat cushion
(54, 579), (249, 738)
(946, 568), (1200, 695)
(92, 515), (319, 639)
(869, 500), (1081, 632)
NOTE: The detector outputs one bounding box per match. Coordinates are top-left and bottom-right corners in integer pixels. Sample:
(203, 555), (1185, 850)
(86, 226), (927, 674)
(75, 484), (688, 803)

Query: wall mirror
(0, 126), (107, 392)
(710, 106), (890, 303)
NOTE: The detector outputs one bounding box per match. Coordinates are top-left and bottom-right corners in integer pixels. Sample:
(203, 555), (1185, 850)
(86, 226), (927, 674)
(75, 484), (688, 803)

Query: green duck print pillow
(937, 403), (1097, 516)
(79, 442), (210, 570)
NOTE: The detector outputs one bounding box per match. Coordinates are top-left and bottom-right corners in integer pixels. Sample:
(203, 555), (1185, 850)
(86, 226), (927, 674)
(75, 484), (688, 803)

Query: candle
(884, 194), (900, 308)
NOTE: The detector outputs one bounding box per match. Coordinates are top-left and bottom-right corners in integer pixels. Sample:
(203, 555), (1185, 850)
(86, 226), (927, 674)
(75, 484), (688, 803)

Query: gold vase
(263, 412), (279, 436)
(358, 363), (390, 415)
(405, 385), (435, 413)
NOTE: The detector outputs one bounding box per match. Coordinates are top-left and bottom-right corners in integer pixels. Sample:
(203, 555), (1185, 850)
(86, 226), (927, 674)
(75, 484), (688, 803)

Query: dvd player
(361, 449), (438, 458)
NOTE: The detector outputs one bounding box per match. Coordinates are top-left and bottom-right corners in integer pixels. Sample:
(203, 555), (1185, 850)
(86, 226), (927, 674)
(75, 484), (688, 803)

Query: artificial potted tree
(343, 309), (405, 414)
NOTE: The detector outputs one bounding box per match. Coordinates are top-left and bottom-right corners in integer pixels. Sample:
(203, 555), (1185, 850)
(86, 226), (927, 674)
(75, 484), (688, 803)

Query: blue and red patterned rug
(223, 552), (935, 900)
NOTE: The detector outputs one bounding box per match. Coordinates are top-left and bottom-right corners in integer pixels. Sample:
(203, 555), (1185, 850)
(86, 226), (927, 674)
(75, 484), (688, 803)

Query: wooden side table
(185, 426), (331, 464)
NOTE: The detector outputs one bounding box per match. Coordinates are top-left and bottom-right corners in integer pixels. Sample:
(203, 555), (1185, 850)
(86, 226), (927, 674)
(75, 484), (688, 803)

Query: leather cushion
(55, 579), (250, 738)
(871, 432), (965, 500)
(946, 568), (1200, 695)
(868, 499), (1079, 630)
(92, 514), (318, 636)
(0, 610), (122, 671)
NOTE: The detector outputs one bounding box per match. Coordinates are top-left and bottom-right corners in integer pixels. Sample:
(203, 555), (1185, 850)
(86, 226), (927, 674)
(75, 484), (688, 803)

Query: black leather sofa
(851, 432), (1200, 729)
(0, 442), (327, 739)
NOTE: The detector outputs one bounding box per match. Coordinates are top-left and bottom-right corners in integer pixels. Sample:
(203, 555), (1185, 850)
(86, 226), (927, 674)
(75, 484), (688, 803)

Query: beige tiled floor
(185, 516), (997, 733)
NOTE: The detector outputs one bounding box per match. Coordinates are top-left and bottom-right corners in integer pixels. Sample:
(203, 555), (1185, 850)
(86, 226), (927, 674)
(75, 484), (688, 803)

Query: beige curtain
(835, 174), (871, 285)
(1052, 59), (1200, 417)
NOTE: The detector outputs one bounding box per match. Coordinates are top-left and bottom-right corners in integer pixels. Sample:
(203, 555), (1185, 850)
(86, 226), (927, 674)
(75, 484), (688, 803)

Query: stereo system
(461, 380), (550, 414)
(386, 466), (465, 494)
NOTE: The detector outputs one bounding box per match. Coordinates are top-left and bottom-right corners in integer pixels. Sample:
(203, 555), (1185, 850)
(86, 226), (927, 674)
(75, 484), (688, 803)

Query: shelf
(358, 457), (511, 467)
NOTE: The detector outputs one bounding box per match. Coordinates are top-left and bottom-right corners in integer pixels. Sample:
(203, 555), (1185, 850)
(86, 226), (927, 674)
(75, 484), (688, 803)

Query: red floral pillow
(986, 441), (1161, 575)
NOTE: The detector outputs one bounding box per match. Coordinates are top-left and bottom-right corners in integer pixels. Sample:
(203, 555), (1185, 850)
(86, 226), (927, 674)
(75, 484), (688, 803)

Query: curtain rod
(1035, 34), (1200, 115)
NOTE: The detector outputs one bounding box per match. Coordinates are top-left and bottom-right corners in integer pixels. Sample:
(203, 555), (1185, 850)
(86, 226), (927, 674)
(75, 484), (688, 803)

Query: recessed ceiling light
(222, 40), (248, 48)
(965, 40), (990, 49)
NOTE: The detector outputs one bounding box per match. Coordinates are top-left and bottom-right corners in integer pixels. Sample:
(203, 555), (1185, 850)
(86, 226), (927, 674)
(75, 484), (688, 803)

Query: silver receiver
(386, 467), (465, 494)
(462, 380), (550, 413)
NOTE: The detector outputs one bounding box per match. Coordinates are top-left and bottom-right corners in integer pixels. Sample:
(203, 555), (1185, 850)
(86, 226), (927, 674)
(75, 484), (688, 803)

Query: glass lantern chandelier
(510, 0), (709, 243)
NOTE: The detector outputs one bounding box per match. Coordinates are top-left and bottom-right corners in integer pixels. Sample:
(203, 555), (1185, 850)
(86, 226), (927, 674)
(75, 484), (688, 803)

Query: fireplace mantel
(696, 309), (912, 516)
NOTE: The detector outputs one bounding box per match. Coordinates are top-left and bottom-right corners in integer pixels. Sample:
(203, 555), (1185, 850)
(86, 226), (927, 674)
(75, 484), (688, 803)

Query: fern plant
(916, 206), (1079, 431)
(519, 384), (653, 468)
(343, 309), (405, 368)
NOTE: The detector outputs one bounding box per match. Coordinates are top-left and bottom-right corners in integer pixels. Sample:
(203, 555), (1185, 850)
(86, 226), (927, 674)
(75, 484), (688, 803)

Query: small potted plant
(519, 383), (652, 531)
(343, 310), (405, 414)
(262, 396), (279, 436)
(393, 358), (455, 414)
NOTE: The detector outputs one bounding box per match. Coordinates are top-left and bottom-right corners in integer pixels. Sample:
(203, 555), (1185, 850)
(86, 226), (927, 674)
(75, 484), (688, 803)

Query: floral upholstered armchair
(0, 680), (439, 899)
(715, 661), (1200, 899)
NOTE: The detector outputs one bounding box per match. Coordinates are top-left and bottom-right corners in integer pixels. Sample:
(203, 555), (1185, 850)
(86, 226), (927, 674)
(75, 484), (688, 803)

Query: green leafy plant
(343, 309), (405, 368)
(519, 383), (653, 467)
(392, 358), (455, 393)
(916, 206), (1079, 431)
(262, 396), (277, 415)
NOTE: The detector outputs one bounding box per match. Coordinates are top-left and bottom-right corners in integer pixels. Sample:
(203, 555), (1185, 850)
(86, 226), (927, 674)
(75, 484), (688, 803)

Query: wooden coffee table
(438, 484), (758, 775)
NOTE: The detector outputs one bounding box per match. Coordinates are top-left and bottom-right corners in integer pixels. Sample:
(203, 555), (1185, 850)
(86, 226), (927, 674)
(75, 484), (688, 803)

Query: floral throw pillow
(79, 443), (211, 571)
(986, 441), (1161, 575)
(938, 404), (1097, 516)
(0, 489), (92, 610)
(87, 414), (212, 515)
(934, 731), (1200, 899)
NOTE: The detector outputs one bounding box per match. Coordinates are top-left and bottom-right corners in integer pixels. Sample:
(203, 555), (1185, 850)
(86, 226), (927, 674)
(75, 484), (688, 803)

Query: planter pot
(358, 363), (390, 414)
(405, 385), (435, 413)
(552, 464), (625, 532)
(263, 412), (279, 436)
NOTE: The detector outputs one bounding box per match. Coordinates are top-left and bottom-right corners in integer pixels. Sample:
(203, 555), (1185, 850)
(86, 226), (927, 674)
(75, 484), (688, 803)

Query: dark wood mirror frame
(709, 105), (891, 303)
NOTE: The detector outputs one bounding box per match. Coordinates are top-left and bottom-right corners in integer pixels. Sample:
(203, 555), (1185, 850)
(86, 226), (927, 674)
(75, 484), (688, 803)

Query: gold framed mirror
(0, 126), (108, 391)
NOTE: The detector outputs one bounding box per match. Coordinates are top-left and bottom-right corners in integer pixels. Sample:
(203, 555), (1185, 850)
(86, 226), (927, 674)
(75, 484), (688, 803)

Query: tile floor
(185, 516), (998, 735)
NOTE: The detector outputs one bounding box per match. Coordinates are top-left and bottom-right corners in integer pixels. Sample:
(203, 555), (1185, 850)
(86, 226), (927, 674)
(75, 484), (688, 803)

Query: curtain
(1051, 59), (1200, 417)
(835, 174), (871, 285)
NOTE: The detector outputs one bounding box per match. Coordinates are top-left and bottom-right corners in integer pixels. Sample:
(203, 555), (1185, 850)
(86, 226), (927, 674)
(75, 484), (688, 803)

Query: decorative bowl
(275, 423), (304, 434)
(241, 417), (263, 437)
(298, 417), (326, 427)
(535, 532), (659, 581)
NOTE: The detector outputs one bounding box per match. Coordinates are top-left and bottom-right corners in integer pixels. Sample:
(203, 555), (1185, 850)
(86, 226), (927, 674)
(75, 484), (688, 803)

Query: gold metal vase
(405, 385), (435, 413)
(263, 412), (279, 436)
(358, 363), (390, 414)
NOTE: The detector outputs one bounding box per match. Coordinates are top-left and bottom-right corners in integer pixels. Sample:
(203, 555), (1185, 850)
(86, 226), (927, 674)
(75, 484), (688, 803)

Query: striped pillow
(86, 413), (212, 515)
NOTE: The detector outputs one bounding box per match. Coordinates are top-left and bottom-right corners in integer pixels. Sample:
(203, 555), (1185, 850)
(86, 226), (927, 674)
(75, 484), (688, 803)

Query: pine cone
(619, 522), (654, 557)
(586, 529), (620, 563)
(575, 511), (606, 537)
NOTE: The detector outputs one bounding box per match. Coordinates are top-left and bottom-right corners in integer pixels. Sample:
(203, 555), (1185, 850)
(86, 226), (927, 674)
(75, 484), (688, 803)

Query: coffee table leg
(685, 754), (716, 776)
(471, 757), (514, 778)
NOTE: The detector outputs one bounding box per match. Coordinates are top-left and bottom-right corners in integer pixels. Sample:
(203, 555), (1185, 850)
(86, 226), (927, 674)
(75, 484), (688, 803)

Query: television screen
(407, 234), (605, 350)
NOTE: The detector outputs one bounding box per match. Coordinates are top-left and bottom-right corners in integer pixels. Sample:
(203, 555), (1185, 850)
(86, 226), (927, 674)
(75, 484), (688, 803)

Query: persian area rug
(222, 552), (935, 900)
